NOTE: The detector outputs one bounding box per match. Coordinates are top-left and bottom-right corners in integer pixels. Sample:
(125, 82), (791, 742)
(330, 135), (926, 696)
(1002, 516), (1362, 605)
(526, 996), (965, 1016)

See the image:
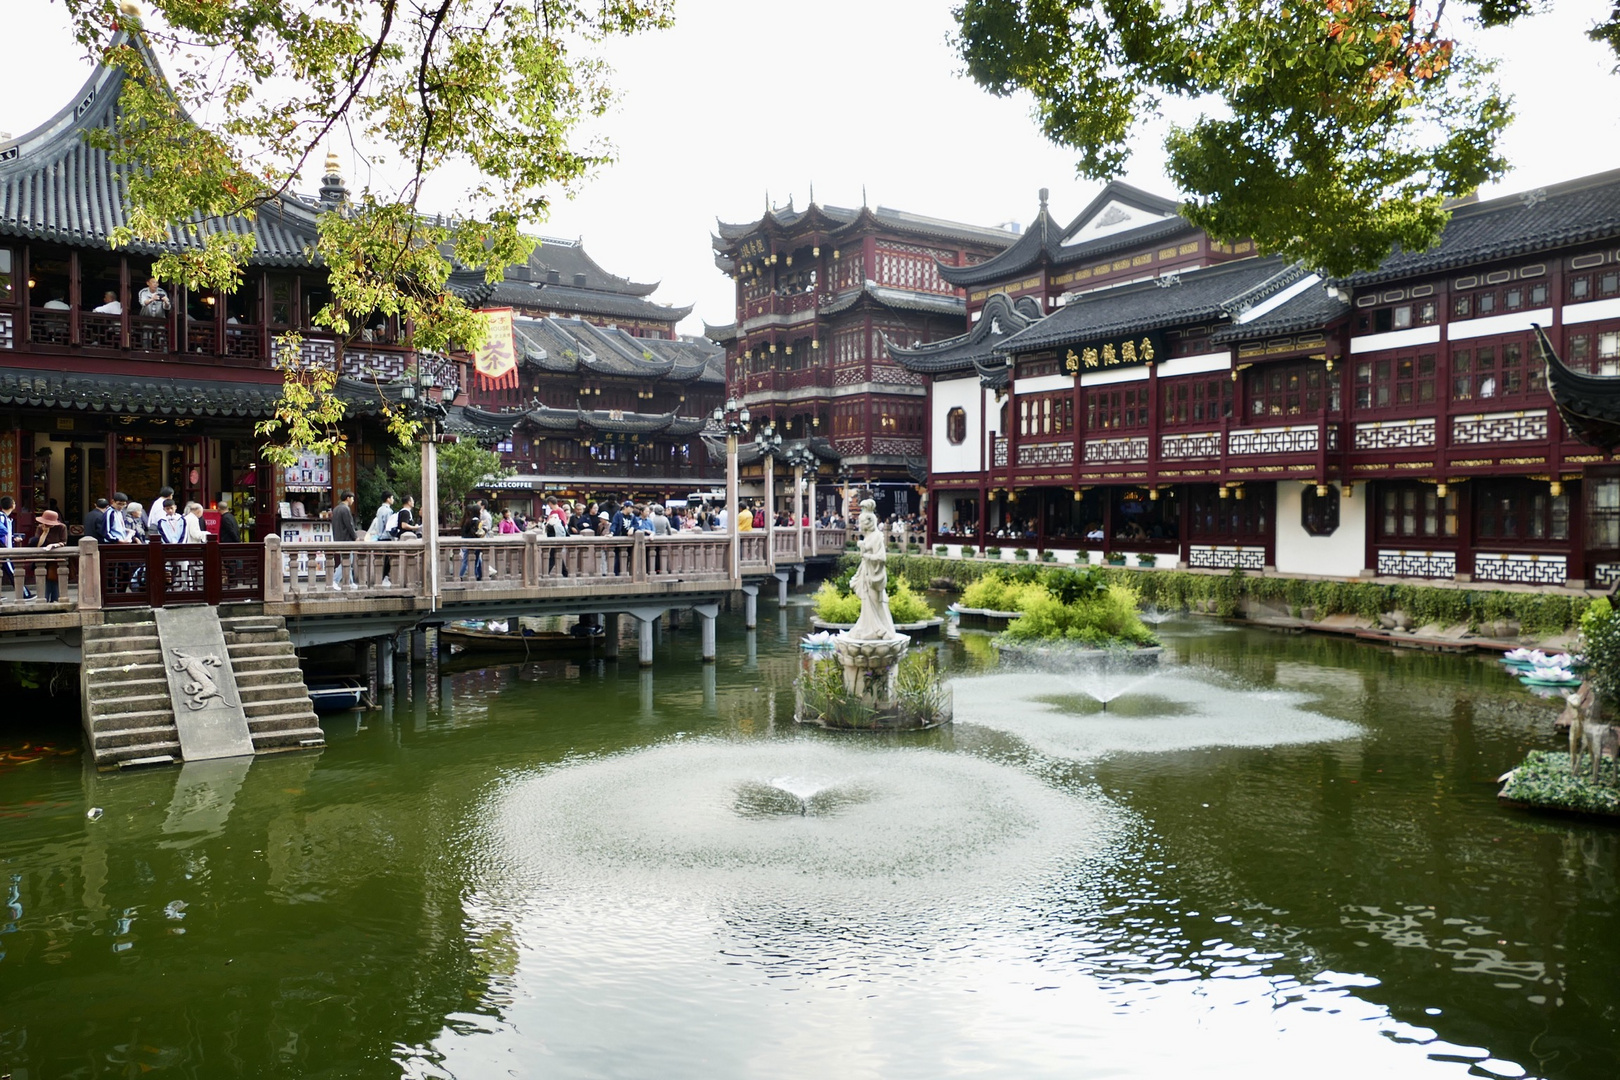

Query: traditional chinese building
(458, 236), (691, 339)
(708, 198), (1017, 517)
(900, 172), (1620, 590)
(0, 32), (457, 544)
(459, 314), (727, 511)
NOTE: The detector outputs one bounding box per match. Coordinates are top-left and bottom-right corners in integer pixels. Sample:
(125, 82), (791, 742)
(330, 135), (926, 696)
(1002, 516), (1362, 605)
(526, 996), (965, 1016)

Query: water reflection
(0, 608), (1615, 1079)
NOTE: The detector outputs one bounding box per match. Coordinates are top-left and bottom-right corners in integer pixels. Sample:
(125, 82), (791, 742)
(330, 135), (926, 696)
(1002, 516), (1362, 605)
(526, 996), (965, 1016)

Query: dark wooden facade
(708, 199), (1015, 507)
(903, 172), (1620, 589)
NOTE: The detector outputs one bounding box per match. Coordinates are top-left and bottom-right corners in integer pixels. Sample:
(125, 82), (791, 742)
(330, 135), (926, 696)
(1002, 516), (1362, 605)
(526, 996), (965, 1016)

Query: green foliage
(1579, 598), (1620, 701)
(894, 651), (952, 727)
(1000, 583), (1158, 647)
(1013, 548), (1029, 560)
(935, 545), (949, 556)
(879, 554), (1593, 635)
(1500, 750), (1620, 816)
(65, 1), (674, 459)
(985, 546), (1002, 557)
(373, 440), (512, 531)
(952, 0), (1515, 277)
(797, 657), (877, 729)
(812, 576), (932, 625)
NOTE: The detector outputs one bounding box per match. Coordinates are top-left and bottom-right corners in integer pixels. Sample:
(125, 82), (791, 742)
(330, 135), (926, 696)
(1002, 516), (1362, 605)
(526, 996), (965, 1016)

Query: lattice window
(1249, 362), (1335, 419)
(1161, 375), (1232, 427)
(1564, 323), (1620, 375)
(834, 254), (865, 290)
(1452, 336), (1543, 402)
(1376, 550), (1457, 579)
(1476, 479), (1568, 542)
(1377, 483), (1458, 542)
(1086, 385), (1149, 430)
(1188, 485), (1273, 543)
(1474, 553), (1567, 586)
(1018, 392), (1075, 437)
(832, 329), (864, 366)
(874, 248), (952, 294)
(1354, 352), (1435, 411)
(1188, 545), (1266, 570)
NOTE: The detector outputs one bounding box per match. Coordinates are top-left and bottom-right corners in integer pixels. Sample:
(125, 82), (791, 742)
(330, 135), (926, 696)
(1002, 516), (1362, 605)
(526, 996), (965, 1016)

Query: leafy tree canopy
(950, 1), (1602, 276)
(62, 0), (672, 462)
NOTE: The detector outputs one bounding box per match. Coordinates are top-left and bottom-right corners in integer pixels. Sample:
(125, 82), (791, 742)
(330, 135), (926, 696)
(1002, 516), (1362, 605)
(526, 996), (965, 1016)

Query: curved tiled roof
(1342, 170), (1620, 286)
(506, 235), (658, 296)
(0, 34), (321, 264)
(817, 282), (966, 319)
(890, 293), (1043, 375)
(1211, 282), (1351, 343)
(503, 405), (709, 437)
(509, 315), (722, 383)
(0, 369), (401, 419)
(998, 256), (1289, 355)
(714, 201), (1016, 251)
(480, 279), (691, 323)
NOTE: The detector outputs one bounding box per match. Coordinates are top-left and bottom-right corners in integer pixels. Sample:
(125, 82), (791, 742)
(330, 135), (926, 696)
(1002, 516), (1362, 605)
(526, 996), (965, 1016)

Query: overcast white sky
(7, 1), (1620, 335)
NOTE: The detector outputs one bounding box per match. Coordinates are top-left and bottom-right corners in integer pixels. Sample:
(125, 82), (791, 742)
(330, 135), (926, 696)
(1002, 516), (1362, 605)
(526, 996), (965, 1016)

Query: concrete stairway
(81, 618), (181, 769)
(219, 614), (325, 754)
(80, 611), (324, 769)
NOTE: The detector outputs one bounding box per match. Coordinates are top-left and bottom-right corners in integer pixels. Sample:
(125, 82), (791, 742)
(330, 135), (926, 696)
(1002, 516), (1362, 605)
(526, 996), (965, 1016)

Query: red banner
(473, 308), (519, 390)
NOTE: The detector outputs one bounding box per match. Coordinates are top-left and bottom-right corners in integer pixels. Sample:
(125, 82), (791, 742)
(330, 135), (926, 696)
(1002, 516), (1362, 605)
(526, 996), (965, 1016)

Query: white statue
(847, 499), (896, 640)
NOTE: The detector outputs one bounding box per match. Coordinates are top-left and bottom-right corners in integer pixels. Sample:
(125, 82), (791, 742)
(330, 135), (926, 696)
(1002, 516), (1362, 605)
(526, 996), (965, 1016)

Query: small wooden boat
(308, 677), (367, 712)
(440, 621), (603, 656)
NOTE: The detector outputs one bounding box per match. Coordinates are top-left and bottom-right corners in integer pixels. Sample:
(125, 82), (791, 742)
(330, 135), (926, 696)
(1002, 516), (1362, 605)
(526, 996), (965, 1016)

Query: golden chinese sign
(473, 307), (519, 389)
(1063, 331), (1165, 376)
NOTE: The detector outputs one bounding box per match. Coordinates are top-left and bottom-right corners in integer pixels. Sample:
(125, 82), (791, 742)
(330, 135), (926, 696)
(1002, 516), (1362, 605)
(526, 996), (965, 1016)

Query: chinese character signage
(283, 452), (331, 493)
(473, 307), (518, 389)
(1063, 332), (1164, 376)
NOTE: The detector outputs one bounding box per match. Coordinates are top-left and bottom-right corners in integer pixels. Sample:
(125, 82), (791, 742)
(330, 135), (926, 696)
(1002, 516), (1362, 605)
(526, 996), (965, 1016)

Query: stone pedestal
(833, 633), (911, 708)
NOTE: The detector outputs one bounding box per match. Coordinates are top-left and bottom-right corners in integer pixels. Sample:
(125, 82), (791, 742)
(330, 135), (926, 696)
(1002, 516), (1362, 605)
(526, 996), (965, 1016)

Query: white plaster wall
(984, 386), (1002, 436)
(1273, 482), (1368, 578)
(930, 375), (982, 475)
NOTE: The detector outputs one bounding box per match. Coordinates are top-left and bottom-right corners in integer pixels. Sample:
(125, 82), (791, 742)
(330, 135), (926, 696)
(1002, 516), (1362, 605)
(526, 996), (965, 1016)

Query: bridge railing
(738, 532), (768, 569)
(266, 538), (427, 599)
(816, 527), (847, 551)
(0, 546), (79, 605)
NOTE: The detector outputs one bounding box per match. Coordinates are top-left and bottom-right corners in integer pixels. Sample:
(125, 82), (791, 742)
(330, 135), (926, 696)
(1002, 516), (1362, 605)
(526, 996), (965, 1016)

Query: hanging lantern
(1550, 480), (1564, 497)
(1315, 484), (1329, 497)
(1435, 482), (1448, 498)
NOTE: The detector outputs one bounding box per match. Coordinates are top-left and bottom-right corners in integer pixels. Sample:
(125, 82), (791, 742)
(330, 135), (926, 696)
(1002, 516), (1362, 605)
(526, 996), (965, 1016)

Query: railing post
(204, 538), (223, 606)
(633, 534), (648, 583)
(147, 540), (166, 608)
(263, 535), (283, 601)
(77, 537), (101, 612)
(523, 532), (539, 587)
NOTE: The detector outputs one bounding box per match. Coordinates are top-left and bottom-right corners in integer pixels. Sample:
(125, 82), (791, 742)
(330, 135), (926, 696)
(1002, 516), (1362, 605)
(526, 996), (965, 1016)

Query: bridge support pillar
(794, 563), (805, 587)
(775, 570), (789, 605)
(603, 614), (621, 661)
(637, 615), (655, 667)
(379, 635), (395, 691)
(694, 602), (719, 663)
(412, 629), (428, 663)
(366, 640), (379, 706)
(742, 585), (758, 630)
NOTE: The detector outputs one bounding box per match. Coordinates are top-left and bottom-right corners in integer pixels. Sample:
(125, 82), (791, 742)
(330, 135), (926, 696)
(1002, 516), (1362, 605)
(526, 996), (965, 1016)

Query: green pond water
(1, 601), (1617, 1079)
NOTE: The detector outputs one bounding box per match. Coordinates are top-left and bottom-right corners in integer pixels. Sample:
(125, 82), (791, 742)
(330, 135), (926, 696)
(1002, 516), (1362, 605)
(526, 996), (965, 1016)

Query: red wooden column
(1146, 360), (1161, 495)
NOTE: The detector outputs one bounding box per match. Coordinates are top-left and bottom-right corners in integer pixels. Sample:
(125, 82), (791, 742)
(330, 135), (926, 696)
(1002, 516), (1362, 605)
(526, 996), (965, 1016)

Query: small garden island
(952, 565), (1159, 648)
(1499, 598), (1620, 818)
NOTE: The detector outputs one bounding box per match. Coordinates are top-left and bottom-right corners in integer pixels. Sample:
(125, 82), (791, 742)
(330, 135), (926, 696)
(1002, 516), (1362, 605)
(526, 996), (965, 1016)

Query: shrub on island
(812, 573), (933, 625)
(960, 565), (1157, 647)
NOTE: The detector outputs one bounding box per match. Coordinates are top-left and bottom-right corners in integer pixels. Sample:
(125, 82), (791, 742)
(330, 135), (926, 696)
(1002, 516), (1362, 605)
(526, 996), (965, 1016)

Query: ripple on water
(953, 668), (1360, 760)
(485, 738), (1118, 902)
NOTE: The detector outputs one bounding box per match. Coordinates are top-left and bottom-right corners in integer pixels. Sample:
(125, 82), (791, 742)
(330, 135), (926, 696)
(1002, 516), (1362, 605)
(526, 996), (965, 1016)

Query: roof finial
(809, 181), (815, 206)
(862, 184), (868, 208)
(1039, 187), (1049, 211)
(318, 150), (349, 211)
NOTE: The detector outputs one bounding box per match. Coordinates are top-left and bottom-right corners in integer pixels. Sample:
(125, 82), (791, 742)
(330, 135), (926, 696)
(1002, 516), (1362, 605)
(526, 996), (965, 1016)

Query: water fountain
(796, 499), (951, 729)
(1047, 645), (1165, 712)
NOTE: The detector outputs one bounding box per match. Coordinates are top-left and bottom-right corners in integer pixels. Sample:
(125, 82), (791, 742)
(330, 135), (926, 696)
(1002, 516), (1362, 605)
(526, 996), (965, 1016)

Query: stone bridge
(0, 526), (850, 666)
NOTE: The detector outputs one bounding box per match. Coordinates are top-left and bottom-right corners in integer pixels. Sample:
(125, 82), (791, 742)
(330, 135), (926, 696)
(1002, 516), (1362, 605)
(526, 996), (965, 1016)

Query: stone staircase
(80, 610), (324, 769)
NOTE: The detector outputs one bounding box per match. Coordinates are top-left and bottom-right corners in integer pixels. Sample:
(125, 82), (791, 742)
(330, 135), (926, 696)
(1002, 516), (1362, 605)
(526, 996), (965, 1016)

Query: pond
(1, 600), (1616, 1079)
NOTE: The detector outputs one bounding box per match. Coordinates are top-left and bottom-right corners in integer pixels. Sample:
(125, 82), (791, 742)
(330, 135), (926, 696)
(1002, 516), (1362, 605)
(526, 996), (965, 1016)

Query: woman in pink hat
(33, 510), (68, 602)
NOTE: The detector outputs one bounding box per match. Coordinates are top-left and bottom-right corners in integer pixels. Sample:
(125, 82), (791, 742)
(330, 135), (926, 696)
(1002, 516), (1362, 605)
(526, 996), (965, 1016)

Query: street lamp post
(786, 447), (814, 561)
(803, 454), (820, 556)
(712, 397), (750, 584)
(754, 424), (783, 569)
(400, 359), (447, 610)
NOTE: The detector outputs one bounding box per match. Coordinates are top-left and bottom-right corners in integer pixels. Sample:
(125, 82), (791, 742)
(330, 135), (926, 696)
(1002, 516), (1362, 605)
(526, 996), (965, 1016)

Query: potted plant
(985, 545), (1002, 558)
(935, 544), (948, 556)
(960, 545), (974, 559)
(1104, 551), (1127, 567)
(1039, 549), (1056, 562)
(1137, 553), (1156, 567)
(1013, 547), (1029, 561)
